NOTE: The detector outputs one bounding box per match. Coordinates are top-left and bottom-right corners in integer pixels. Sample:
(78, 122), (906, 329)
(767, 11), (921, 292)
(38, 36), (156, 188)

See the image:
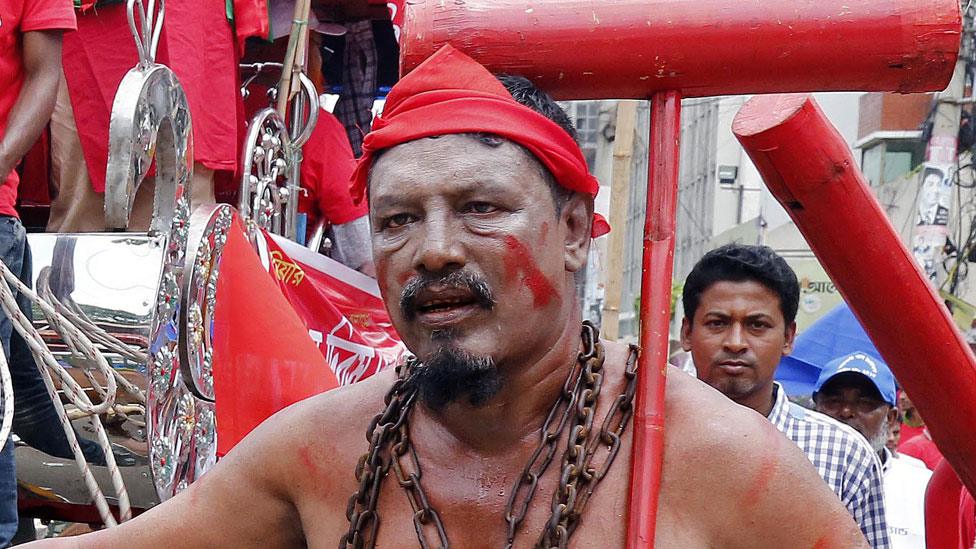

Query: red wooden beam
(733, 94), (976, 497)
(400, 0), (959, 100)
(628, 91), (680, 549)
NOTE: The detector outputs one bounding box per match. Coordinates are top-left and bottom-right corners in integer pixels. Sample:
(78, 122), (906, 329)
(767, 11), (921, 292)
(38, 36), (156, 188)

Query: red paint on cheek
(397, 271), (413, 285)
(503, 236), (559, 308)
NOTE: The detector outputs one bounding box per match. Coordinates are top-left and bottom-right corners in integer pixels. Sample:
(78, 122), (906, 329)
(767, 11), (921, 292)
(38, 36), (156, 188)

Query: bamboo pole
(601, 101), (639, 340)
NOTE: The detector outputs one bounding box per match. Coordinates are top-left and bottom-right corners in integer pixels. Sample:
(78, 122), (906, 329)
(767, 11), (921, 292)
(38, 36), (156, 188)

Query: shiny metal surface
(239, 66), (318, 241)
(104, 0), (192, 234)
(148, 200), (234, 501)
(17, 232), (165, 515)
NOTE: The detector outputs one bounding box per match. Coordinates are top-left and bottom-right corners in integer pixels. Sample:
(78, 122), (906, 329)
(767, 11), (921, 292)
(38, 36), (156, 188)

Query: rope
(0, 260), (131, 525)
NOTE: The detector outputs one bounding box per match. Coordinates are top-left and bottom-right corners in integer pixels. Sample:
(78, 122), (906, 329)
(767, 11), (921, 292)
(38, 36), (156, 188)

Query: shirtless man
(32, 45), (867, 548)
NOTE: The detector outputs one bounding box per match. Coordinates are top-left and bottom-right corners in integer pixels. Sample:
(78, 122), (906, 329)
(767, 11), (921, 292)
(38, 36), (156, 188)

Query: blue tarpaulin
(776, 303), (884, 397)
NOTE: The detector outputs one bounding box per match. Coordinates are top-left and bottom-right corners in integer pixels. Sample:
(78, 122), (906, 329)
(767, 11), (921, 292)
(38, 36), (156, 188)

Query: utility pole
(601, 101), (639, 340)
(912, 1), (971, 283)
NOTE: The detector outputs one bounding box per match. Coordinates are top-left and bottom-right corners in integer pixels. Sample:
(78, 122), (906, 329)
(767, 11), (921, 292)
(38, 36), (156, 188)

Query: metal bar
(401, 0), (960, 100)
(733, 93), (976, 496)
(628, 90), (680, 549)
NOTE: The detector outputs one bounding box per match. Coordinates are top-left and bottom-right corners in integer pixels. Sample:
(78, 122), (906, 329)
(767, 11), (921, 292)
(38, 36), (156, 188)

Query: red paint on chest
(503, 236), (558, 308)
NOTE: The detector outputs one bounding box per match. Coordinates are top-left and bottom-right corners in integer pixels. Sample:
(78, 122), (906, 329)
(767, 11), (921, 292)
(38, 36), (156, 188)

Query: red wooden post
(628, 91), (681, 548)
(401, 0), (960, 99)
(734, 94), (976, 496)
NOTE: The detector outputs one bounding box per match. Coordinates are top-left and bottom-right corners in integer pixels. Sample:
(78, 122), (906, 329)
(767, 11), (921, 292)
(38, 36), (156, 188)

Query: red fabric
(299, 109), (367, 231)
(901, 429), (946, 470)
(212, 218), (335, 456)
(350, 44), (610, 238)
(61, 0), (239, 193)
(898, 422), (926, 451)
(961, 489), (976, 549)
(0, 0), (75, 217)
(926, 459), (964, 549)
(260, 233), (403, 385)
(230, 0), (269, 51)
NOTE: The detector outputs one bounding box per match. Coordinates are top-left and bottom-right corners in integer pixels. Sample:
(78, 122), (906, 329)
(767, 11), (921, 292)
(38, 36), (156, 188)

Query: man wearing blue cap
(814, 352), (932, 548)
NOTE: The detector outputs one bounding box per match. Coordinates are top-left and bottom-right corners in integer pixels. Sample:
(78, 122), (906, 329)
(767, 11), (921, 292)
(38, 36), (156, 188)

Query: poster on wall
(912, 225), (949, 280)
(916, 164), (953, 226)
(912, 163), (954, 279)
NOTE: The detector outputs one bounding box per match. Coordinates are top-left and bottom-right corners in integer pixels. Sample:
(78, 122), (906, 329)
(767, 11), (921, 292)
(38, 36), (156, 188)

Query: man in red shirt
(299, 108), (373, 275)
(0, 0), (76, 542)
(47, 0), (239, 232)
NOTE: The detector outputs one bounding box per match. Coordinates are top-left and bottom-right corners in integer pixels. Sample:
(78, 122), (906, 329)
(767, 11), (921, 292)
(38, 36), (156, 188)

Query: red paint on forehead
(503, 236), (558, 308)
(540, 222), (549, 243)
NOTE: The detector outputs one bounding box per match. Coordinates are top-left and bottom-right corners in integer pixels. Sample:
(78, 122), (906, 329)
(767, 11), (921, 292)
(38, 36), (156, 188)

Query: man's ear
(887, 406), (899, 424)
(783, 321), (797, 355)
(679, 317), (693, 351)
(562, 193), (593, 273)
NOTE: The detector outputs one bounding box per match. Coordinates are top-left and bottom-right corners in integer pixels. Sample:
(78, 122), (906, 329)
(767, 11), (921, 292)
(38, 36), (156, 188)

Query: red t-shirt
(0, 0), (75, 217)
(898, 422), (926, 450)
(61, 0), (239, 193)
(299, 109), (368, 232)
(901, 429), (945, 470)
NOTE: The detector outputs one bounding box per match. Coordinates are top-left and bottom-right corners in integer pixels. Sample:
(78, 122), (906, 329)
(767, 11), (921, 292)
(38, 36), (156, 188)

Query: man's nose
(835, 402), (857, 420)
(415, 214), (465, 273)
(722, 323), (748, 353)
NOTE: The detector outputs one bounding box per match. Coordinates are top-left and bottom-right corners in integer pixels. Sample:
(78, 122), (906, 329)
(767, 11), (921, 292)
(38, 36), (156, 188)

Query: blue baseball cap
(813, 351), (897, 407)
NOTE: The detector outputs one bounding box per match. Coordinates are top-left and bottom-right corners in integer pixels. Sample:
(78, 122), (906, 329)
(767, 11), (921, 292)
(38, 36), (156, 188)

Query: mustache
(399, 270), (496, 320)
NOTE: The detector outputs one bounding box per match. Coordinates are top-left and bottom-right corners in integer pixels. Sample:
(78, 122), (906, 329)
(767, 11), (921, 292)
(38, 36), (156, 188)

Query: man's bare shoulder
(232, 368), (401, 500)
(657, 370), (867, 548)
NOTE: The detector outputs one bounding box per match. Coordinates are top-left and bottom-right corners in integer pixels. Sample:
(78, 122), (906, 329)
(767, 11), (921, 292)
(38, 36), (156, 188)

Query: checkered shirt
(767, 383), (890, 548)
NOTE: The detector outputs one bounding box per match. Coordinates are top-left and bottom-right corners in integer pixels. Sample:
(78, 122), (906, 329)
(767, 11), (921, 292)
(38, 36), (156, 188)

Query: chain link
(340, 322), (639, 549)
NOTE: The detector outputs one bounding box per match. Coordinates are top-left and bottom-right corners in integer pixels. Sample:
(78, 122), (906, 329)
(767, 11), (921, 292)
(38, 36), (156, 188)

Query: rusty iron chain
(340, 322), (638, 549)
(339, 361), (421, 549)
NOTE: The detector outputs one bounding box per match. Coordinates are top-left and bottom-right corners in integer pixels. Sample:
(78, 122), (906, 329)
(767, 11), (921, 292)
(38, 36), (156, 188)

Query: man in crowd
(680, 243), (890, 547)
(29, 45), (868, 548)
(813, 351), (931, 548)
(298, 107), (374, 276)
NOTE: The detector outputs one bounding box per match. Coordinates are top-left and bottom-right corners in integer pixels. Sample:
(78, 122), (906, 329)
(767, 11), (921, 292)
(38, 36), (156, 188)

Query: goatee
(411, 346), (503, 411)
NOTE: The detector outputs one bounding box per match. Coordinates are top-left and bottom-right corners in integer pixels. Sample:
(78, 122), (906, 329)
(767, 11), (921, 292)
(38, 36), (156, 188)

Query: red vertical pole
(627, 90), (681, 549)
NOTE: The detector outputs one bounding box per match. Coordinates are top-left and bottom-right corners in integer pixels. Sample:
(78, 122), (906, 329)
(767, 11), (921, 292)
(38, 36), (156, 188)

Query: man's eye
(705, 319), (726, 328)
(463, 202), (498, 214)
(382, 213), (415, 230)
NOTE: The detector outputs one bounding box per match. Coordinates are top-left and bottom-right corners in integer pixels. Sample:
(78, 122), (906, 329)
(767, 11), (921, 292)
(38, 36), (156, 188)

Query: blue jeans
(0, 216), (29, 545)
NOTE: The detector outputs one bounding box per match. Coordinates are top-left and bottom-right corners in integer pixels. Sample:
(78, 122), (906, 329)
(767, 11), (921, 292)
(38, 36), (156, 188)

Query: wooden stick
(601, 100), (638, 341)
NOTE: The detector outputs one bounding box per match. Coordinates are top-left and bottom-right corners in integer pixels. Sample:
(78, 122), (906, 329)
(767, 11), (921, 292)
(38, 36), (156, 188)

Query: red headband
(350, 44), (610, 238)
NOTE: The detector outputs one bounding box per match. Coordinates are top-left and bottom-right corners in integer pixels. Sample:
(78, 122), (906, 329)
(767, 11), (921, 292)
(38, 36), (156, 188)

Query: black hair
(682, 243), (800, 325)
(494, 75), (577, 212)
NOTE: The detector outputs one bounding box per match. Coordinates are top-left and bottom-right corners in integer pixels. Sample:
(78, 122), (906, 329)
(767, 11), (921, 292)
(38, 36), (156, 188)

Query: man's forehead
(368, 135), (546, 200)
(820, 373), (883, 400)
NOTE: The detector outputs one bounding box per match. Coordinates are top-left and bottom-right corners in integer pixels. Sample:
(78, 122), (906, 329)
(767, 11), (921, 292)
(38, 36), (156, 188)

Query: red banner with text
(259, 232), (404, 385)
